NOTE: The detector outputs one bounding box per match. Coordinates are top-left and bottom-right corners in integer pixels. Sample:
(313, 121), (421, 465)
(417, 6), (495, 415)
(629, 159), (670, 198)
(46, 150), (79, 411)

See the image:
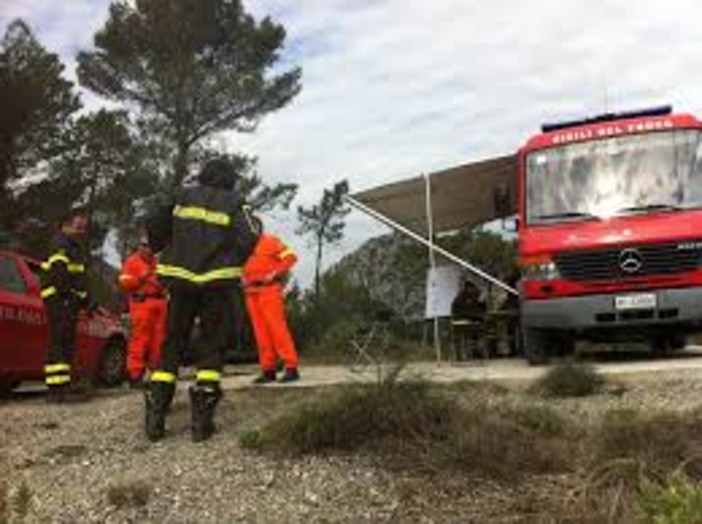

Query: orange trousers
(245, 286), (298, 371)
(127, 298), (167, 380)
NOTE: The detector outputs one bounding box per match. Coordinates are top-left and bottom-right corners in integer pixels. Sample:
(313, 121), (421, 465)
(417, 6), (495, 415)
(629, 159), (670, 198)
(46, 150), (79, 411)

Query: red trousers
(245, 286), (298, 371)
(127, 298), (167, 380)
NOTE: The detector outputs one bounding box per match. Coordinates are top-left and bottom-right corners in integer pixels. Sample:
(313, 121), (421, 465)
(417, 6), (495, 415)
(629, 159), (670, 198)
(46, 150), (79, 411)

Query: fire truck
(349, 105), (702, 364)
(0, 249), (127, 393)
(519, 106), (702, 363)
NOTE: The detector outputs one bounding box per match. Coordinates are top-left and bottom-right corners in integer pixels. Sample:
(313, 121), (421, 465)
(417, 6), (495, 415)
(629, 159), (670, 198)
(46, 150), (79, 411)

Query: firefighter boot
(252, 369), (276, 385)
(189, 384), (222, 443)
(279, 367), (300, 383)
(144, 381), (175, 442)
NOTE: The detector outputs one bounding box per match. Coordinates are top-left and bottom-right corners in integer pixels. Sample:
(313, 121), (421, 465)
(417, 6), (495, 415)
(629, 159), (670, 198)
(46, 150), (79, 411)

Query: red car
(0, 249), (127, 394)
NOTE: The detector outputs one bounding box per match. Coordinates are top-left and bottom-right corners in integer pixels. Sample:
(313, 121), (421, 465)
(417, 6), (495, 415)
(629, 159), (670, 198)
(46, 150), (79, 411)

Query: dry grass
(106, 480), (151, 509)
(248, 376), (702, 521)
(255, 375), (576, 480)
(0, 447), (7, 524)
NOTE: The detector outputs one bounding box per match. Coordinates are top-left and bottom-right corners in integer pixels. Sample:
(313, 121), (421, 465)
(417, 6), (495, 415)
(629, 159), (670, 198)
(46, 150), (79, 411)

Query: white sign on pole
(424, 265), (462, 319)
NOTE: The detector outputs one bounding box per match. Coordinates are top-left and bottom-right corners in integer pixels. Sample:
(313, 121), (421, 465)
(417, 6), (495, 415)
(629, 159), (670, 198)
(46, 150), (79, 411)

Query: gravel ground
(3, 357), (702, 523)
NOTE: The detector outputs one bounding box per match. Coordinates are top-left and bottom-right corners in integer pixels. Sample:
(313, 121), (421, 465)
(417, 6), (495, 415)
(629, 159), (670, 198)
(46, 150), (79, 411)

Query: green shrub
(257, 377), (572, 479)
(13, 480), (32, 519)
(639, 473), (702, 524)
(239, 430), (263, 450)
(260, 379), (454, 455)
(530, 360), (605, 398)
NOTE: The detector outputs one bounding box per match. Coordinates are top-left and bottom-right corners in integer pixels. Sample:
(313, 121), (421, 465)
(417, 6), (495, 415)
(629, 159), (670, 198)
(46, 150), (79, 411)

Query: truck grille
(554, 241), (702, 282)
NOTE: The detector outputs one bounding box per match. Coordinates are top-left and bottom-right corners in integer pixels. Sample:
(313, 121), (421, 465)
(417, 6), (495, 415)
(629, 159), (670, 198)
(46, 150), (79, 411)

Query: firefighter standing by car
(243, 216), (300, 384)
(144, 157), (258, 443)
(118, 236), (167, 387)
(40, 209), (95, 401)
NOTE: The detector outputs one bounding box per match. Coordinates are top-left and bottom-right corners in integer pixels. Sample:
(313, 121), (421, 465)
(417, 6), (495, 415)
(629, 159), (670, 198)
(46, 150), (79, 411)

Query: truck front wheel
(522, 326), (550, 365)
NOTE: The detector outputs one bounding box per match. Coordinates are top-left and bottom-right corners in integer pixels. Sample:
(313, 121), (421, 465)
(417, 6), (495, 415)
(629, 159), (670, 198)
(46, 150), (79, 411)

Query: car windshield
(526, 130), (702, 225)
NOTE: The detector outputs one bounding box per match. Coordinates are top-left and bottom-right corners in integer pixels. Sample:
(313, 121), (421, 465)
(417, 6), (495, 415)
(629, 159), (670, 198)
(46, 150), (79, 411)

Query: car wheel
(100, 338), (127, 388)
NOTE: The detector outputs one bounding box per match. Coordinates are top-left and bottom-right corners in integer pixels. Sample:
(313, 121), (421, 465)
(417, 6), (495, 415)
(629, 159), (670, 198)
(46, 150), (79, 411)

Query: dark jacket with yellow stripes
(41, 233), (89, 302)
(147, 184), (258, 287)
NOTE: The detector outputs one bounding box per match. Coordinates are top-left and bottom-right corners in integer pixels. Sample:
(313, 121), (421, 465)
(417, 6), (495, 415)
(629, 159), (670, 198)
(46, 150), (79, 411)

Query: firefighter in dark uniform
(144, 158), (258, 443)
(41, 209), (94, 401)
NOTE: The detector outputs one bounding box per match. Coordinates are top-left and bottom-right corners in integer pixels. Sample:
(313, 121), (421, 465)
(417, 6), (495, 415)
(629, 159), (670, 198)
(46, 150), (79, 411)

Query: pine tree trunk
(314, 236), (323, 307)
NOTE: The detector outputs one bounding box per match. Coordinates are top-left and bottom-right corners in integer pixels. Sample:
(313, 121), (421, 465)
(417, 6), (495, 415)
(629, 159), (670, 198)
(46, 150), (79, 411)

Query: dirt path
(4, 349), (702, 523)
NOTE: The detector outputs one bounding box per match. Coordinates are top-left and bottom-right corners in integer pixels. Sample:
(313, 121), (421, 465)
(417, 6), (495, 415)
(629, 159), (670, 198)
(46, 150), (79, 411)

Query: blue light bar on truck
(541, 105), (673, 133)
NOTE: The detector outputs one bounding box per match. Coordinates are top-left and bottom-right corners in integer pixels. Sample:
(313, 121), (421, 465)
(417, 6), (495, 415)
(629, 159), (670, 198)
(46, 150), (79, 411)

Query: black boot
(252, 369), (276, 385)
(279, 368), (300, 383)
(145, 381), (175, 442)
(189, 383), (222, 443)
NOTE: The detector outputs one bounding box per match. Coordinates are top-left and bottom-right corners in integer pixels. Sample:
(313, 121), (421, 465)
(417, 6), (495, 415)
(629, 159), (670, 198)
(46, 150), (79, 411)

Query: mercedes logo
(619, 248), (643, 274)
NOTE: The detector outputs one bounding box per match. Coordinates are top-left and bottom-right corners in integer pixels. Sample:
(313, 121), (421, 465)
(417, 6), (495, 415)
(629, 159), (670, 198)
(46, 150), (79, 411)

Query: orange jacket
(243, 234), (297, 286)
(119, 251), (165, 296)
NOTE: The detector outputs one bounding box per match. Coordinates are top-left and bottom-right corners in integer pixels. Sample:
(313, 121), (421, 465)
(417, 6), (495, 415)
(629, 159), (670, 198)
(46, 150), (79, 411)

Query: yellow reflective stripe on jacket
(67, 263), (85, 273)
(45, 363), (71, 374)
(41, 253), (84, 273)
(151, 371), (176, 383)
(279, 248), (296, 259)
(41, 253), (70, 270)
(172, 205), (231, 226)
(74, 291), (88, 300)
(157, 264), (242, 283)
(46, 375), (71, 385)
(41, 286), (57, 299)
(196, 370), (221, 382)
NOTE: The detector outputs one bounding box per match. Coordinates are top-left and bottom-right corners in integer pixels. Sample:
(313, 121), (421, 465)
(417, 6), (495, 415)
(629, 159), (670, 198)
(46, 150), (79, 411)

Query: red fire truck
(519, 106), (702, 363)
(0, 249), (127, 393)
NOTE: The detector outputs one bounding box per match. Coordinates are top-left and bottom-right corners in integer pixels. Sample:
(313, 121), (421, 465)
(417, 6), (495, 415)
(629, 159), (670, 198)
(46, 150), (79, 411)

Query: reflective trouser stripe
(196, 370), (221, 383)
(45, 363), (70, 374)
(41, 288), (87, 300)
(151, 371), (176, 383)
(46, 375), (71, 386)
(156, 264), (242, 283)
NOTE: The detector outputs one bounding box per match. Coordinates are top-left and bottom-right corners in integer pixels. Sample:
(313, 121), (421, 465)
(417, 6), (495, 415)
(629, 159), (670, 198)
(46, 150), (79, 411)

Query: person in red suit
(243, 217), (300, 384)
(119, 238), (167, 386)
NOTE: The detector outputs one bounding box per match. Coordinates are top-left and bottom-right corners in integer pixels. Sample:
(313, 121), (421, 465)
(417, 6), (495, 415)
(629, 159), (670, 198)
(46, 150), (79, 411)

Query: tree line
(1, 0), (354, 320)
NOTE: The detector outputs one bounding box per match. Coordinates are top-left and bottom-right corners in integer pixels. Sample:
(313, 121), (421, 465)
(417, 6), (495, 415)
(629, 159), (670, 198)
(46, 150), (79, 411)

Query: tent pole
(424, 174), (441, 364)
(344, 195), (518, 297)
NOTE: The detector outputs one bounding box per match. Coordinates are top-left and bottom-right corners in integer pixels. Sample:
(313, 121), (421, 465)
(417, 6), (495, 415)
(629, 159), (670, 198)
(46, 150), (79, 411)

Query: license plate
(614, 293), (657, 311)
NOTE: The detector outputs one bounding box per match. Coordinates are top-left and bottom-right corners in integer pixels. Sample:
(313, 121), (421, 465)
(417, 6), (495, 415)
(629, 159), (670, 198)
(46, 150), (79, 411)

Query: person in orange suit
(243, 217), (300, 384)
(119, 238), (168, 386)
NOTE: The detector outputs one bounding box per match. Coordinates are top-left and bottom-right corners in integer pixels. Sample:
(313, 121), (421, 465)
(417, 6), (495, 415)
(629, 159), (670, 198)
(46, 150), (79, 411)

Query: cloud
(4, 0), (702, 286)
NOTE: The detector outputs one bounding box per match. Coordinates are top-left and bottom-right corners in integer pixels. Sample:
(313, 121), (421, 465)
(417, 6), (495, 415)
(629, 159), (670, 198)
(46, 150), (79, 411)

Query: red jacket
(243, 234), (297, 287)
(119, 251), (165, 297)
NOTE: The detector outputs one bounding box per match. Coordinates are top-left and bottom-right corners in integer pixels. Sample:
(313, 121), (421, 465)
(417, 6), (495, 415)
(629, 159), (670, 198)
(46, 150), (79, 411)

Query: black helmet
(198, 158), (238, 190)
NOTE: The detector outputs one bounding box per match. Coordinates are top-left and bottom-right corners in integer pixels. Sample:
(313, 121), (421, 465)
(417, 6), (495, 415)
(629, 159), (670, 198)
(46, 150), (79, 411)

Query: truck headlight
(520, 256), (560, 281)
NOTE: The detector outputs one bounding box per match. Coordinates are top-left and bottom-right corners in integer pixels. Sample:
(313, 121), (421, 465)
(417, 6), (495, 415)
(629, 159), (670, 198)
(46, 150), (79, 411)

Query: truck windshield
(526, 130), (702, 225)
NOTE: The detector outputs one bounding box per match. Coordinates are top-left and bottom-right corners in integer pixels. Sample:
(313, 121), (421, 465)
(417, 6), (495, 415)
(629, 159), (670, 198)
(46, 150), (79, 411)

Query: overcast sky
(2, 0), (702, 286)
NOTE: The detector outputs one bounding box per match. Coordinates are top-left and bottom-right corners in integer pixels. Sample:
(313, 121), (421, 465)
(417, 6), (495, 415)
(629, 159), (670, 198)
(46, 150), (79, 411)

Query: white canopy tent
(346, 153), (521, 361)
